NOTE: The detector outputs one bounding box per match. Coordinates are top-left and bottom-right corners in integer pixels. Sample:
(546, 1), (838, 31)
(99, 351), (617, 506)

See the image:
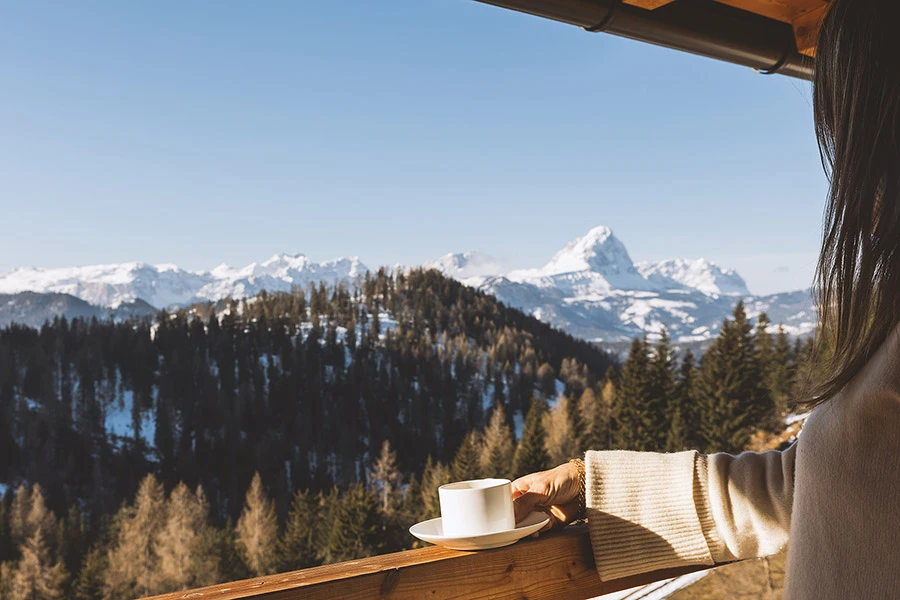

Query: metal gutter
(473, 0), (815, 80)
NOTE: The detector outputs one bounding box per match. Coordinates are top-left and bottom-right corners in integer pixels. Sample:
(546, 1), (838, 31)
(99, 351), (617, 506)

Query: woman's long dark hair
(808, 0), (900, 406)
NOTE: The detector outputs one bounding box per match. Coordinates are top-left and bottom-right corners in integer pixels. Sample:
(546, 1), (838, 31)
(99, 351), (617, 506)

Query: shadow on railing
(143, 524), (714, 600)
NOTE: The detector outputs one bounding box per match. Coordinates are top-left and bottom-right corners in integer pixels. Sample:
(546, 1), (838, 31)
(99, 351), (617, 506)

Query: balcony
(143, 524), (722, 600)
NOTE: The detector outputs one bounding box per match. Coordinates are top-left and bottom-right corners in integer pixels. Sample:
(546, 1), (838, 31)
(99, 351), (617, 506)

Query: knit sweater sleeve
(584, 444), (796, 581)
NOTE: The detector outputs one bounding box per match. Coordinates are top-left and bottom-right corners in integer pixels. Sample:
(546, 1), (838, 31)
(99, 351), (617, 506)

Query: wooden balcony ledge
(144, 525), (714, 600)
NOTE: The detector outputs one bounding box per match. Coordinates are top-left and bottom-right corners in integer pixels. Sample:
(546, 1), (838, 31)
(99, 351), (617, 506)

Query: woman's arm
(586, 445), (796, 580)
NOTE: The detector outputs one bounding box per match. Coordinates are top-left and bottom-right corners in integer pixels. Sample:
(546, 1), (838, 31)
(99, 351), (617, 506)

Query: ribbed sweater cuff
(585, 450), (716, 581)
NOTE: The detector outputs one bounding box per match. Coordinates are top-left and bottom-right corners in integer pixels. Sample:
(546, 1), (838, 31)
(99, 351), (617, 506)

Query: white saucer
(409, 511), (551, 551)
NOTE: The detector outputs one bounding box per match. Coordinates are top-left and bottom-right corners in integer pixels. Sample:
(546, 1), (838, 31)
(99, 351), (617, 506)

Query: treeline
(614, 303), (808, 455)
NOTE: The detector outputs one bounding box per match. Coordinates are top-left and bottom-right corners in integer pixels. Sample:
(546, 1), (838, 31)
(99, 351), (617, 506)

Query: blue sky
(0, 1), (827, 295)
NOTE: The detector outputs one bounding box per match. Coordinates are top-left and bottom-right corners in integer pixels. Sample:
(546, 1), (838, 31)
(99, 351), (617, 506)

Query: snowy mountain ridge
(0, 254), (366, 310)
(1, 227), (815, 343)
(426, 227), (815, 344)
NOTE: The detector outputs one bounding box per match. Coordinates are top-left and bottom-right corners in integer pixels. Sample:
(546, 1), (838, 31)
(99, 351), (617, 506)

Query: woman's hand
(511, 462), (583, 532)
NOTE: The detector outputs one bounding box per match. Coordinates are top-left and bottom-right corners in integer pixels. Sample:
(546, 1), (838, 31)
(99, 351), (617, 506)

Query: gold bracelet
(569, 458), (586, 520)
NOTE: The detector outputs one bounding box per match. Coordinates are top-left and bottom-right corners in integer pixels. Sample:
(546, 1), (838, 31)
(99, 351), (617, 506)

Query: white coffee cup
(438, 478), (516, 537)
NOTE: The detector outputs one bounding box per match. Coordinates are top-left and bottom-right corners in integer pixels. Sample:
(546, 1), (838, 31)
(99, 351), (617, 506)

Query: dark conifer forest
(0, 269), (810, 599)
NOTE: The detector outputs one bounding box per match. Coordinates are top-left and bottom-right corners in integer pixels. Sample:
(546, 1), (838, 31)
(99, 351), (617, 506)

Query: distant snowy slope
(0, 254), (367, 310)
(423, 251), (503, 286)
(0, 292), (156, 328)
(637, 258), (750, 297)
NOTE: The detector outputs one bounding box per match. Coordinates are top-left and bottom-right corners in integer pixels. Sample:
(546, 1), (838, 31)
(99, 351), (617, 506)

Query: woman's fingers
(511, 462), (582, 523)
(513, 490), (550, 523)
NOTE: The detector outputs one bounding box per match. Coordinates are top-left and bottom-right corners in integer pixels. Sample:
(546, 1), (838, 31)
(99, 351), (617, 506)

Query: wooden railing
(144, 525), (712, 600)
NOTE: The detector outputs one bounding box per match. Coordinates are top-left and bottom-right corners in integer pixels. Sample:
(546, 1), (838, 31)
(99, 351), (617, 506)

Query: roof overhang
(473, 0), (830, 80)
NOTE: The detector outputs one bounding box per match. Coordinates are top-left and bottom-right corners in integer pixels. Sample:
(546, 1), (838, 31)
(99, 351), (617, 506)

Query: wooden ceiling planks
(623, 0), (830, 56)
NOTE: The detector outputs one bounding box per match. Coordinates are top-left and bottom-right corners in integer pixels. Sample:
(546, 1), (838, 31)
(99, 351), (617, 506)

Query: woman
(511, 1), (900, 597)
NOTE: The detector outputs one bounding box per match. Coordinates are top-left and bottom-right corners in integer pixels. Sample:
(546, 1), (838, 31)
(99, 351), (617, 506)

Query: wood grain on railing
(143, 525), (711, 600)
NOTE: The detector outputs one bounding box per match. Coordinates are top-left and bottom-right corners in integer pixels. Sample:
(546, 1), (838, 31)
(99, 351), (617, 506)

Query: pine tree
(24, 485), (56, 547)
(513, 398), (550, 478)
(277, 490), (318, 572)
(326, 484), (382, 562)
(155, 483), (220, 592)
(104, 474), (167, 599)
(577, 387), (602, 452)
(0, 496), (12, 564)
(615, 337), (654, 450)
(480, 405), (515, 479)
(1, 561), (13, 599)
(769, 326), (795, 418)
(212, 519), (247, 585)
(9, 530), (67, 600)
(236, 473), (279, 577)
(56, 505), (86, 584)
(369, 440), (401, 513)
(598, 368), (618, 449)
(536, 363), (557, 400)
(9, 485), (31, 547)
(667, 350), (697, 451)
(544, 397), (578, 466)
(450, 432), (482, 482)
(400, 474), (424, 527)
(642, 330), (675, 451)
(73, 547), (106, 600)
(419, 458), (449, 520)
(695, 302), (772, 454)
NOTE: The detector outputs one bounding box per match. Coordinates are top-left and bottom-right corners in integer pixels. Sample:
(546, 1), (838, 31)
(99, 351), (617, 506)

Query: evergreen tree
(400, 474), (424, 526)
(369, 440), (401, 513)
(696, 302), (772, 454)
(646, 330), (675, 451)
(536, 363), (557, 400)
(419, 458), (449, 520)
(0, 561), (13, 600)
(212, 519), (247, 585)
(72, 547), (106, 600)
(769, 326), (795, 417)
(326, 484), (382, 562)
(598, 368), (618, 449)
(544, 397), (578, 466)
(277, 490), (318, 572)
(450, 432), (482, 482)
(480, 405), (514, 479)
(104, 474), (166, 599)
(56, 505), (86, 585)
(0, 496), (13, 565)
(513, 398), (550, 478)
(9, 485), (31, 547)
(235, 473), (278, 577)
(9, 530), (67, 600)
(24, 485), (56, 547)
(667, 350), (697, 451)
(577, 387), (602, 452)
(615, 337), (655, 450)
(155, 483), (220, 592)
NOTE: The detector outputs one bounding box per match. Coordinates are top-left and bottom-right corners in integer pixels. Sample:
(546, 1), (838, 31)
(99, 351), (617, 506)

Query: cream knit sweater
(585, 325), (900, 599)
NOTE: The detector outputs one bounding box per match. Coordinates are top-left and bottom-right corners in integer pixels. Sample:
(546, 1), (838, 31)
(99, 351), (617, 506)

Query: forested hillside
(0, 269), (811, 599)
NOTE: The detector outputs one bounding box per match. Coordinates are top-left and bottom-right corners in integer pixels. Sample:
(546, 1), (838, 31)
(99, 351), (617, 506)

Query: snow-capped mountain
(427, 227), (815, 344)
(0, 254), (367, 310)
(637, 258), (750, 297)
(1, 228), (816, 344)
(422, 251), (503, 286)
